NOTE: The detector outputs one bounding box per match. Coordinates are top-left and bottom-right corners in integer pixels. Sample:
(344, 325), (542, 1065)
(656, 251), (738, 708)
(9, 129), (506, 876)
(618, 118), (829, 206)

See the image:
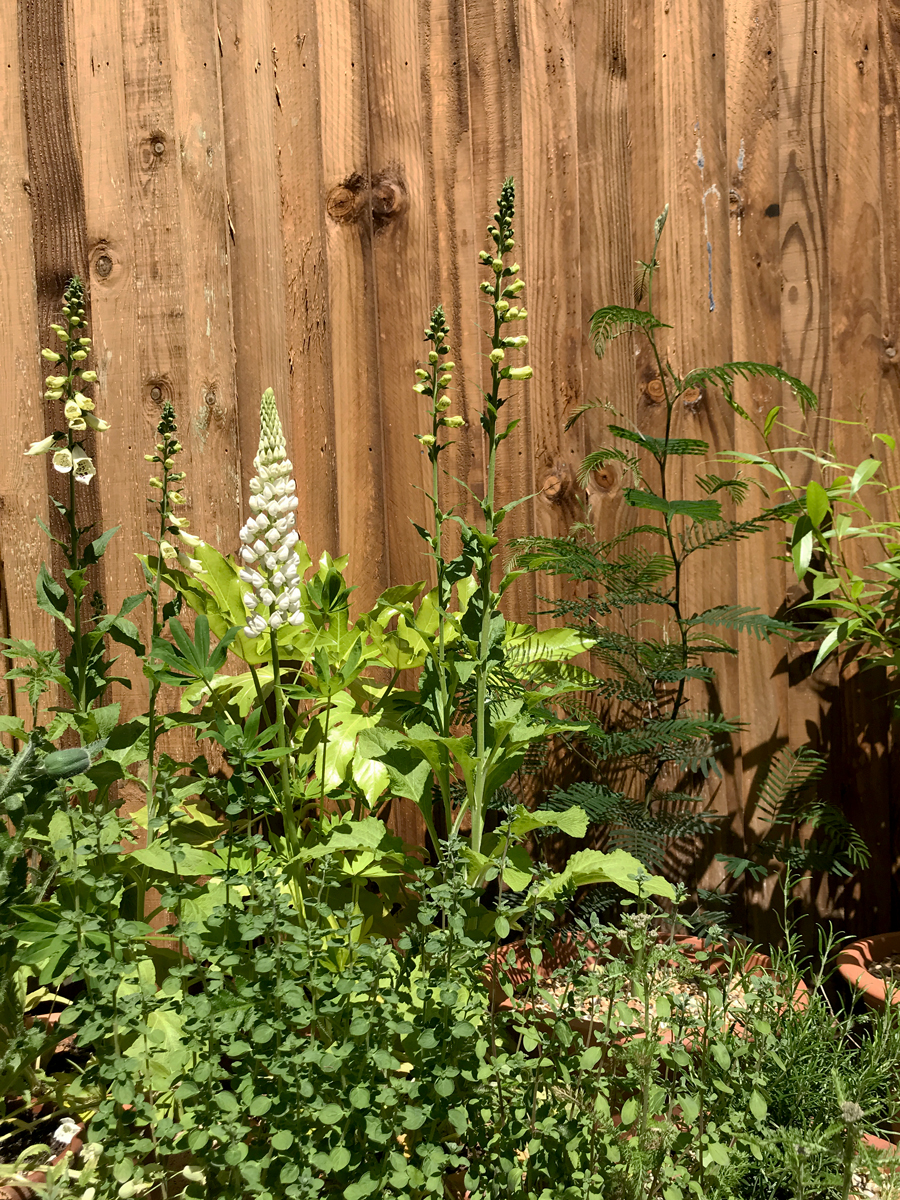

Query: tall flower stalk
(413, 306), (459, 830)
(143, 401), (193, 838)
(467, 179), (531, 854)
(25, 278), (111, 721)
(238, 389), (304, 855)
(411, 180), (532, 857)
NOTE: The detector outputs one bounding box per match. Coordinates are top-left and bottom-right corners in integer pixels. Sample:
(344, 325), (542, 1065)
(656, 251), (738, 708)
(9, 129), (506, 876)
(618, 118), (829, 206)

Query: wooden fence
(2, 0), (899, 936)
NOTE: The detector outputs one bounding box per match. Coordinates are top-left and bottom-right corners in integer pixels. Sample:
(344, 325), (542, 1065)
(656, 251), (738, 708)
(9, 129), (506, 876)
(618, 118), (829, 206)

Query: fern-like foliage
(589, 306), (671, 358)
(718, 747), (868, 881)
(696, 474), (752, 504)
(682, 361), (818, 417)
(683, 606), (800, 643)
(544, 780), (719, 869)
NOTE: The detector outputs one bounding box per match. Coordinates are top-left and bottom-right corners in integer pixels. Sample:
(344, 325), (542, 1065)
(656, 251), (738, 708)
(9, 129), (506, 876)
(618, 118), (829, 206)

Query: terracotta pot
(0, 1117), (83, 1200)
(838, 932), (900, 1011)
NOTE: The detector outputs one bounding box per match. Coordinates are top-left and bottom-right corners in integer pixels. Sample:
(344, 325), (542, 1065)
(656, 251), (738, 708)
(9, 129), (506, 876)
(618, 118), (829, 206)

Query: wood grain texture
(218, 0), (291, 503)
(0, 0), (50, 683)
(649, 0), (741, 893)
(362, 3), (433, 595)
(724, 0), (793, 939)
(74, 0), (143, 712)
(418, 0), (481, 577)
(315, 0), (388, 610)
(463, 0), (533, 621)
(519, 0), (585, 619)
(17, 0), (99, 670)
(573, 0), (635, 540)
(271, 0), (339, 565)
(825, 0), (890, 932)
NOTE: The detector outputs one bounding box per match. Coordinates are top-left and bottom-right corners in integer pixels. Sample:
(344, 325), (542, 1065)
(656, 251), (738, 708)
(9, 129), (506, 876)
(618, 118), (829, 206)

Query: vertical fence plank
(315, 0), (388, 610)
(650, 0), (741, 890)
(170, 0), (240, 551)
(270, 0), (339, 564)
(18, 0), (99, 683)
(362, 3), (433, 595)
(825, 0), (890, 933)
(464, 0), (533, 621)
(724, 0), (795, 938)
(217, 0), (291, 498)
(0, 1), (50, 695)
(519, 0), (585, 623)
(74, 0), (145, 715)
(573, 0), (635, 539)
(418, 0), (482, 578)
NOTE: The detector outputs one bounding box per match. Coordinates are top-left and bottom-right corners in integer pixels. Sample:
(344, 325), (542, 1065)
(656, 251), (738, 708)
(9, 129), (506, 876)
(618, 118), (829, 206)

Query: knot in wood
(371, 167), (408, 230)
(541, 461), (574, 505)
(592, 466), (615, 492)
(645, 377), (666, 404)
(682, 386), (703, 411)
(95, 254), (113, 279)
(372, 180), (403, 217)
(326, 174), (367, 224)
(150, 386), (163, 402)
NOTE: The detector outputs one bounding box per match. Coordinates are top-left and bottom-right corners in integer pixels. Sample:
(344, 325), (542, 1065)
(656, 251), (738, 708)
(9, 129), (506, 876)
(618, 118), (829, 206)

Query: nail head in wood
(150, 386), (163, 401)
(153, 141), (165, 156)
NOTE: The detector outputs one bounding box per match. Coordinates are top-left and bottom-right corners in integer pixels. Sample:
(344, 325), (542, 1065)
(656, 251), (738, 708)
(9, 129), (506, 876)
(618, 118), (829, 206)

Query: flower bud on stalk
(238, 389), (305, 638)
(24, 278), (109, 484)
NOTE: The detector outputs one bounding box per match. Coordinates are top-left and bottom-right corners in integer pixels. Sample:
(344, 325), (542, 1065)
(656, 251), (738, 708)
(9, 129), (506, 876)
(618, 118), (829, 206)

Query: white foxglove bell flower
(53, 448), (74, 474)
(238, 389), (305, 638)
(25, 434), (56, 456)
(72, 448), (96, 484)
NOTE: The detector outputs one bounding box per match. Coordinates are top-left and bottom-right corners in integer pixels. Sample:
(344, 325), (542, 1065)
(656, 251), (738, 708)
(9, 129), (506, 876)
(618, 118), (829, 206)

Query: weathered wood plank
(417, 0), (481, 584)
(17, 0), (98, 678)
(573, 0), (636, 541)
(463, 0), (533, 622)
(519, 0), (585, 621)
(0, 0), (51, 696)
(724, 0), (794, 938)
(824, 0), (889, 934)
(362, 3), (434, 598)
(170, 0), (240, 551)
(217, 0), (291, 504)
(647, 0), (740, 891)
(269, 2), (338, 566)
(313, 0), (387, 611)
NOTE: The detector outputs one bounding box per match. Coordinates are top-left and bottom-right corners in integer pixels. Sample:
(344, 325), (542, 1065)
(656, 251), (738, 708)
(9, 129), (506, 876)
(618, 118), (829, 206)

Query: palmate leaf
(682, 606), (800, 643)
(589, 305), (671, 357)
(682, 361), (818, 417)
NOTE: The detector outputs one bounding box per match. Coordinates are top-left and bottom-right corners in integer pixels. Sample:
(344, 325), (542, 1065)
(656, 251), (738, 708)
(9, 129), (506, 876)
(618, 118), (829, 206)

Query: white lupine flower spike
(238, 389), (305, 638)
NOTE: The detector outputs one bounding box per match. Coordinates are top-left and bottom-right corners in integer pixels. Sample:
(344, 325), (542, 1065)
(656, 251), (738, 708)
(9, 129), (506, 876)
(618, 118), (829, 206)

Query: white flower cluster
(238, 388), (304, 638)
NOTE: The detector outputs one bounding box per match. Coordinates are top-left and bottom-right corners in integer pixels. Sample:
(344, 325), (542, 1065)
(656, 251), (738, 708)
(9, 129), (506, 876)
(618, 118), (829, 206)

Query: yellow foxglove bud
(489, 348), (504, 364)
(441, 415), (466, 428)
(41, 349), (61, 362)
